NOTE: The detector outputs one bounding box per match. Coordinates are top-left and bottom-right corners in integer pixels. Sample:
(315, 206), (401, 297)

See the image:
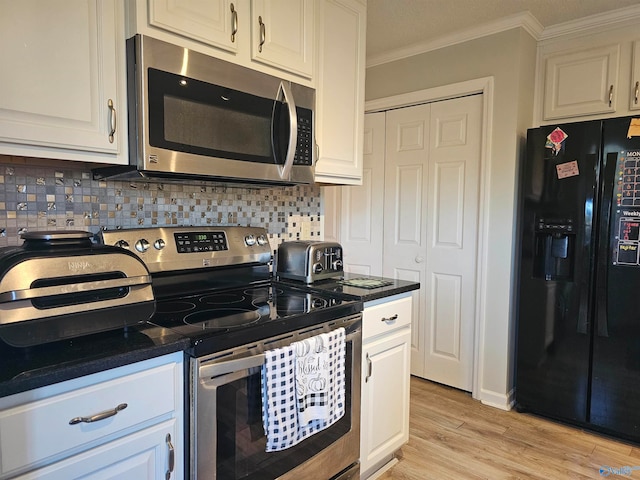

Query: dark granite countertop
(0, 274), (418, 399)
(281, 273), (420, 303)
(0, 324), (191, 399)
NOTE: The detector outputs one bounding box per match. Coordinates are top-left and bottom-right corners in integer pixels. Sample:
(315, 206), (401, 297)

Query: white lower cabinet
(0, 352), (184, 480)
(13, 420), (178, 480)
(360, 294), (411, 479)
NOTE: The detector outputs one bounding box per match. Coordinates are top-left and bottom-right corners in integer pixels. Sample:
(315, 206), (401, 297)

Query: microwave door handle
(276, 81), (297, 180)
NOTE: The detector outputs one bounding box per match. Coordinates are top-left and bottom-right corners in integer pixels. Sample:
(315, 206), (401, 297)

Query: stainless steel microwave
(93, 35), (315, 187)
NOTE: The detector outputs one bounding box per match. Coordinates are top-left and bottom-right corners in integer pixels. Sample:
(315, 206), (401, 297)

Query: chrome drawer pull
(108, 98), (116, 143)
(258, 16), (265, 52)
(381, 314), (398, 324)
(69, 403), (128, 425)
(166, 433), (175, 480)
(230, 3), (238, 42)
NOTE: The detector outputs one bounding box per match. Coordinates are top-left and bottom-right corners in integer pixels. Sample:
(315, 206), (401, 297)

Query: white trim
(479, 388), (515, 412)
(365, 76), (494, 406)
(539, 4), (640, 42)
(366, 12), (542, 68)
(366, 4), (640, 68)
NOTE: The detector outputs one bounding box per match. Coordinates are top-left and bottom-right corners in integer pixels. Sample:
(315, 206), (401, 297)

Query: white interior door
(382, 103), (430, 378)
(340, 111), (386, 276)
(383, 95), (482, 391)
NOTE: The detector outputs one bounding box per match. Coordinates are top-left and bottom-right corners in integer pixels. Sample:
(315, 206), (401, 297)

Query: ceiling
(366, 0), (640, 64)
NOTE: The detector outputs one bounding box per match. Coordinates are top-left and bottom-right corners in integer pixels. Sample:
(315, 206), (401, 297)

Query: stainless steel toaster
(276, 241), (344, 283)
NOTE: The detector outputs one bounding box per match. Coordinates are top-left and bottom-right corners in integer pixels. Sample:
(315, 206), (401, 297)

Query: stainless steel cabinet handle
(165, 433), (175, 480)
(108, 98), (116, 143)
(381, 314), (398, 324)
(635, 81), (639, 105)
(608, 85), (614, 107)
(230, 3), (237, 42)
(258, 16), (265, 52)
(69, 403), (127, 425)
(365, 353), (372, 382)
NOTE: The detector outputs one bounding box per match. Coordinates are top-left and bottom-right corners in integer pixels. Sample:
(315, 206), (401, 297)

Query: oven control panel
(100, 226), (272, 273)
(175, 232), (228, 253)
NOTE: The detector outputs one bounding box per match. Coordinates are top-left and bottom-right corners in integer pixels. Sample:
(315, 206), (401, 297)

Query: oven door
(191, 315), (361, 480)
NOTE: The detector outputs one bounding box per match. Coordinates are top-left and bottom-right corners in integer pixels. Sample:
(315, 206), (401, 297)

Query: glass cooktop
(148, 282), (361, 356)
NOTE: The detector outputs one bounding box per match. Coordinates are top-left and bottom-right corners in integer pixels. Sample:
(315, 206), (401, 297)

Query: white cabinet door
(383, 95), (482, 391)
(361, 328), (411, 478)
(543, 44), (620, 120)
(340, 112), (385, 276)
(251, 0), (313, 78)
(314, 0), (366, 185)
(148, 0), (239, 54)
(0, 0), (127, 163)
(14, 420), (179, 480)
(630, 40), (640, 111)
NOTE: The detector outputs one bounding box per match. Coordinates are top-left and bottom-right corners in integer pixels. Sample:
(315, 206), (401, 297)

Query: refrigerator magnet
(627, 118), (640, 138)
(545, 127), (568, 154)
(556, 160), (579, 179)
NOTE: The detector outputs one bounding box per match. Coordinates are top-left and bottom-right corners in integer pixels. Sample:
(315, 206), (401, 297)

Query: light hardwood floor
(377, 376), (640, 479)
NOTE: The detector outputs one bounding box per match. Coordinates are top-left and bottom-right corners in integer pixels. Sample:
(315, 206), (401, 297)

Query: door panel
(422, 96), (482, 390)
(383, 96), (482, 390)
(383, 104), (430, 378)
(341, 111), (385, 276)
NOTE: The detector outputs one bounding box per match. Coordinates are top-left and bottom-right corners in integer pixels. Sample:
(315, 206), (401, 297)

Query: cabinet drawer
(0, 360), (179, 476)
(362, 295), (412, 340)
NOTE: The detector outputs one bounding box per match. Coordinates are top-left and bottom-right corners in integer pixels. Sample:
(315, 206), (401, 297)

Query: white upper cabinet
(314, 0), (367, 185)
(0, 0), (128, 164)
(536, 21), (640, 123)
(542, 44), (620, 120)
(148, 0), (239, 54)
(129, 0), (314, 81)
(630, 40), (640, 111)
(251, 0), (314, 78)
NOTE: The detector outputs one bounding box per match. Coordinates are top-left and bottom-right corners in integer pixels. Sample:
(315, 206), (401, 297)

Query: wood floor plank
(376, 376), (640, 480)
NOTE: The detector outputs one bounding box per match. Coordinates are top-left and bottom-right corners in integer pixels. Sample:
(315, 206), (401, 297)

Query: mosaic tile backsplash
(0, 157), (324, 250)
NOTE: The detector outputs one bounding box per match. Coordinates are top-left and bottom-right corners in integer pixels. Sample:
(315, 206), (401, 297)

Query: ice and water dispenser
(533, 218), (575, 281)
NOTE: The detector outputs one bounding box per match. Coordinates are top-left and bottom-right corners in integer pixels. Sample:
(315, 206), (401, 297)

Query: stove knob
(245, 234), (256, 246)
(114, 240), (129, 249)
(154, 238), (166, 250)
(135, 238), (150, 253)
(313, 263), (323, 274)
(256, 234), (268, 246)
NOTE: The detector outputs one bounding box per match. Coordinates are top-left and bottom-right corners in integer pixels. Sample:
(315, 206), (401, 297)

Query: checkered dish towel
(261, 327), (346, 452)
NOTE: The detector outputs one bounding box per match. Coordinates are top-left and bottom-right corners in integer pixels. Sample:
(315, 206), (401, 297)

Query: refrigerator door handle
(595, 238), (610, 338)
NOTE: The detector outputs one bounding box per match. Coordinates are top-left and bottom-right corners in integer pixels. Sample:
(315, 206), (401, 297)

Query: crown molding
(366, 4), (640, 68)
(366, 11), (543, 68)
(539, 4), (640, 42)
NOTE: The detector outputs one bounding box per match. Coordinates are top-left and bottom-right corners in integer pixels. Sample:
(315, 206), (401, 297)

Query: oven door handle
(199, 354), (266, 379)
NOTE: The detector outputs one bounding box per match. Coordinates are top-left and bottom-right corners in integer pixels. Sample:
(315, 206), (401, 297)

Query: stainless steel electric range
(100, 226), (362, 480)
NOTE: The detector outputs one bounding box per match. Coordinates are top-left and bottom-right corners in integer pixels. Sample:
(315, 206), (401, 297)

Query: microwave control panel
(294, 109), (313, 166)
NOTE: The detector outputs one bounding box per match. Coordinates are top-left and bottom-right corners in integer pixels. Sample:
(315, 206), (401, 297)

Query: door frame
(365, 76), (494, 402)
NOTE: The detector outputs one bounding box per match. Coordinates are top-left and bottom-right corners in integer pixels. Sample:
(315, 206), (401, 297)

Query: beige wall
(365, 28), (537, 407)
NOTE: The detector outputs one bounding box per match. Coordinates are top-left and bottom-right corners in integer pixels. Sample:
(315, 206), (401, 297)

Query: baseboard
(478, 387), (515, 411)
(364, 457), (399, 480)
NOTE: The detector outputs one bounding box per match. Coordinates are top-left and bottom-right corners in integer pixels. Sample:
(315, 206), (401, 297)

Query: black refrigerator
(516, 115), (640, 441)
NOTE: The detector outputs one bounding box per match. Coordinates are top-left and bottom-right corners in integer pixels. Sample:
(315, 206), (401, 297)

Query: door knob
(415, 256), (424, 263)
